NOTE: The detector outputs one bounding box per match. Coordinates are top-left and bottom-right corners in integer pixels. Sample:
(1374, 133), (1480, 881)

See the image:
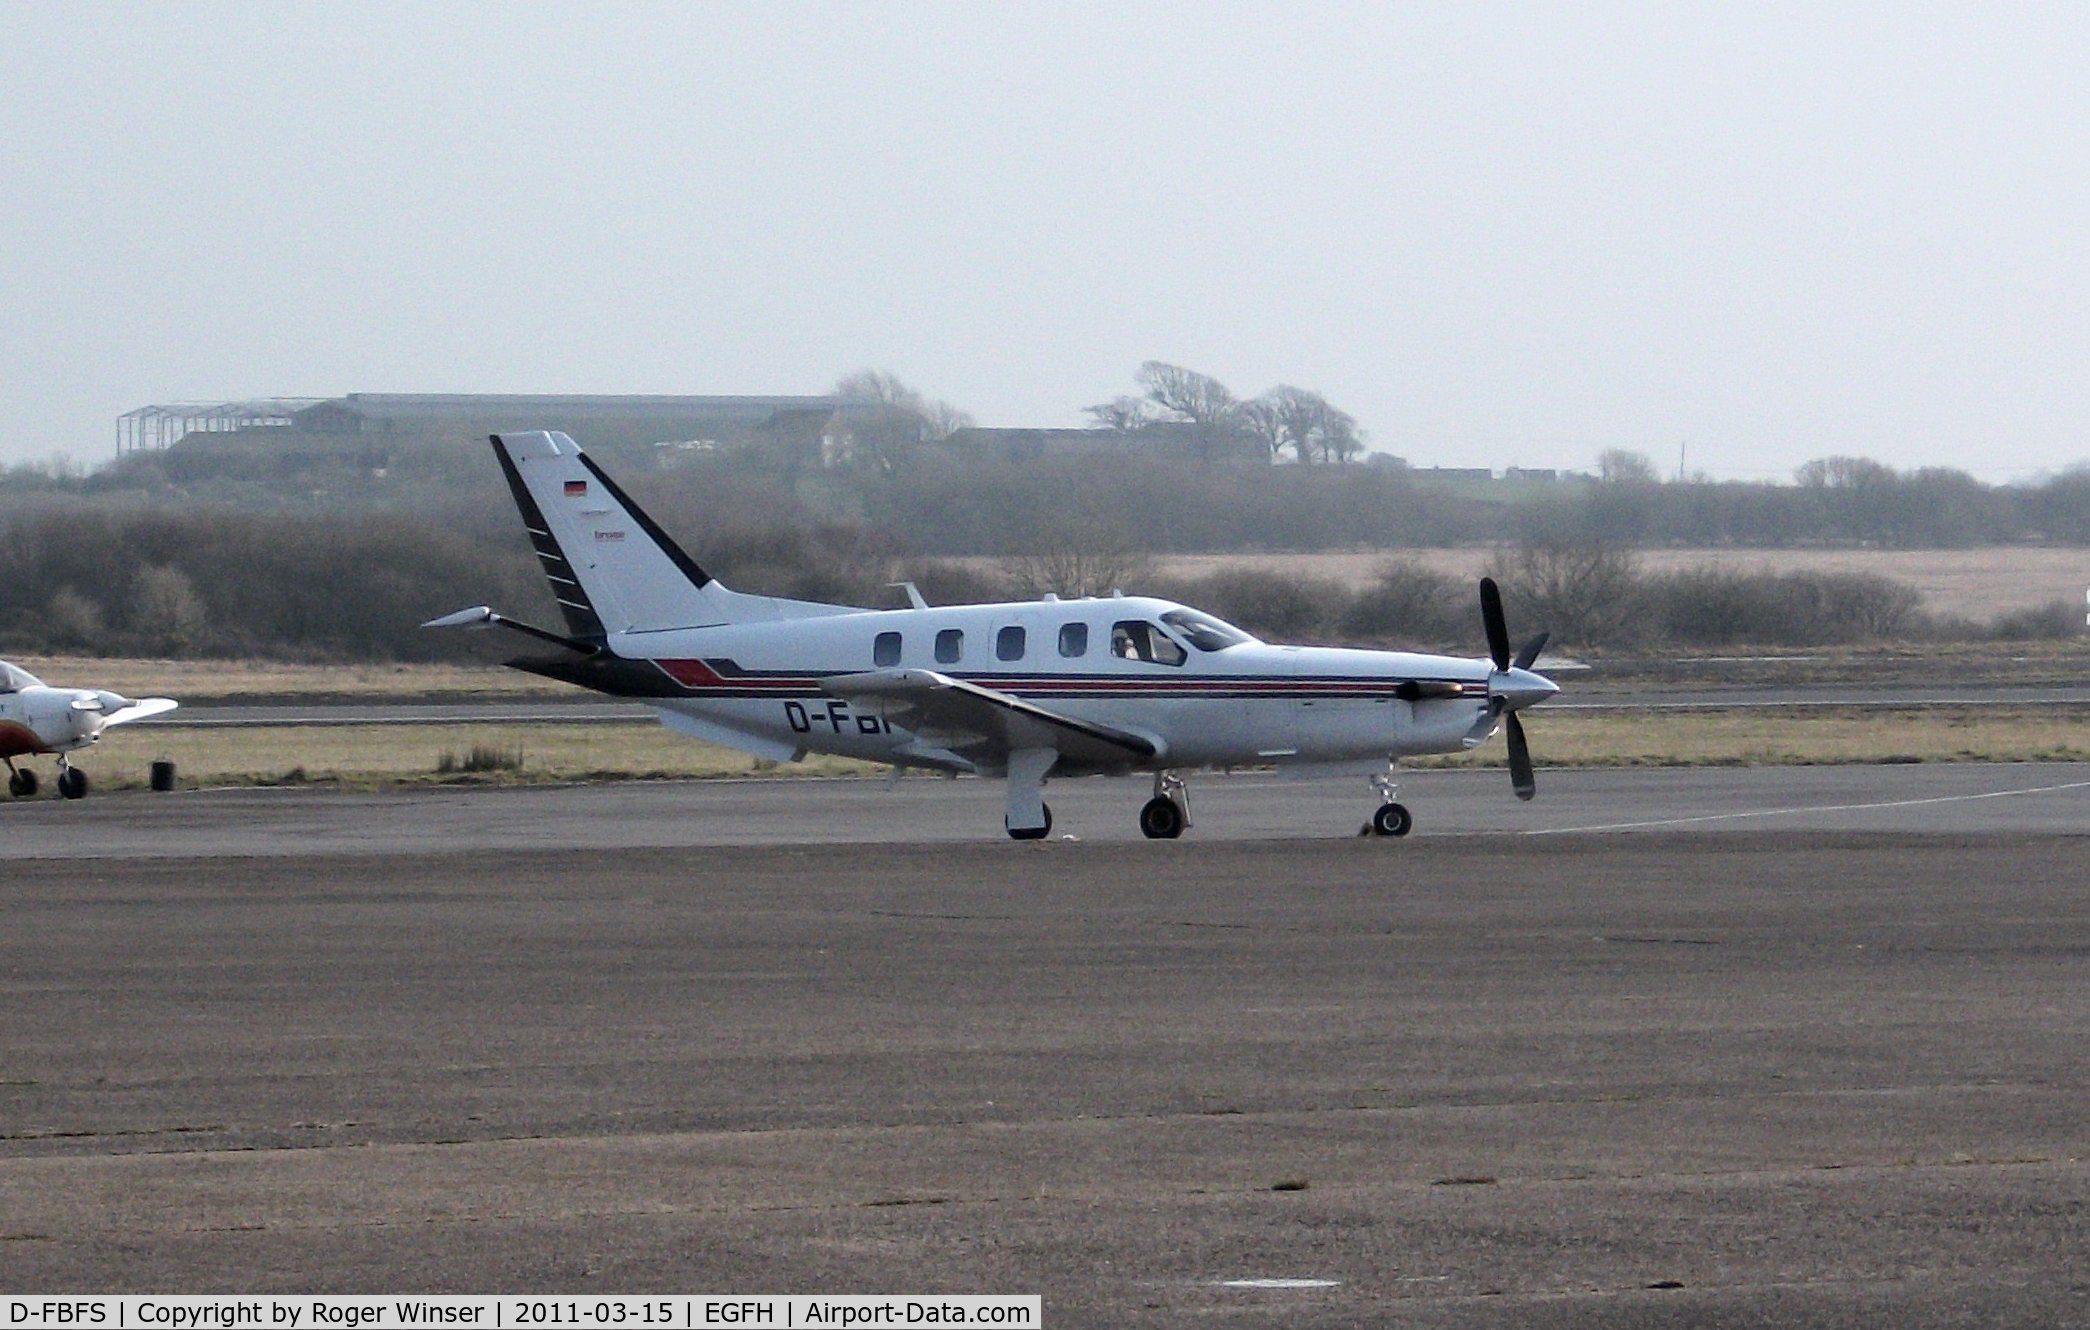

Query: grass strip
(30, 705), (2090, 793)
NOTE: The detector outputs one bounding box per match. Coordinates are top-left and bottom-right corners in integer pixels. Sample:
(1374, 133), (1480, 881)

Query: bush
(1986, 599), (2083, 641)
(1151, 567), (1350, 642)
(437, 744), (525, 774)
(1642, 567), (1929, 647)
(1341, 560), (1472, 647)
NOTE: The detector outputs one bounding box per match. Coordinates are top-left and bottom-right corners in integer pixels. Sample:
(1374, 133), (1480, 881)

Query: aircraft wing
(822, 669), (1157, 771)
(99, 698), (178, 727)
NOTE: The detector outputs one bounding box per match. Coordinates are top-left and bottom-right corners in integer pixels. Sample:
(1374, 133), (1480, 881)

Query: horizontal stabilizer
(421, 605), (497, 629)
(420, 606), (599, 655)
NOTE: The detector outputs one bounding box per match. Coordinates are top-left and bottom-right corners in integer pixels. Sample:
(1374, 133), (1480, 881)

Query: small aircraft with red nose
(426, 431), (1560, 840)
(1, 661), (178, 799)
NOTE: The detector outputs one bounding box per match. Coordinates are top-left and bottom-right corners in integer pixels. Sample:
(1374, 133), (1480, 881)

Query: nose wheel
(1364, 772), (1412, 838)
(57, 762), (88, 800)
(1369, 801), (1412, 837)
(1139, 772), (1190, 839)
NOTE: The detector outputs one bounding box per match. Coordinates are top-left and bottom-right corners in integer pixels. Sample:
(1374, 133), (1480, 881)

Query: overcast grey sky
(4, 2), (2086, 480)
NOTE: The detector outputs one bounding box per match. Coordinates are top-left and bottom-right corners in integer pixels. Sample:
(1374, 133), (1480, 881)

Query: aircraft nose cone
(1496, 666), (1558, 712)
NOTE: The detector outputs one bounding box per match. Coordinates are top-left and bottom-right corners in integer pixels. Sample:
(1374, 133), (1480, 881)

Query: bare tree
(1249, 385), (1363, 464)
(1136, 361), (1238, 425)
(1000, 519), (1155, 599)
(1795, 455), (1895, 489)
(830, 370), (974, 467)
(43, 587), (104, 649)
(922, 398), (975, 440)
(1486, 539), (1645, 650)
(1597, 448), (1660, 484)
(1234, 397), (1286, 461)
(1083, 395), (1153, 432)
(1136, 361), (1241, 463)
(131, 564), (207, 656)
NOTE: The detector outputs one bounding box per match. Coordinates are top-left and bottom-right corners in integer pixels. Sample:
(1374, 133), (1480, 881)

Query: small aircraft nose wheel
(1364, 771), (1412, 837)
(1006, 803), (1053, 841)
(1369, 801), (1413, 837)
(1139, 772), (1190, 840)
(57, 766), (88, 800)
(1139, 796), (1186, 840)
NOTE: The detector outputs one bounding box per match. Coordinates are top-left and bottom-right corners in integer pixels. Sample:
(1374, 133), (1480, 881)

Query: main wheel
(1006, 803), (1053, 841)
(1138, 796), (1186, 840)
(1369, 801), (1412, 837)
(57, 768), (88, 800)
(10, 768), (39, 798)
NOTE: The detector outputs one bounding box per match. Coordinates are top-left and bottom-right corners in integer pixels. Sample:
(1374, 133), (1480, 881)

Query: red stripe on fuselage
(644, 657), (1483, 701)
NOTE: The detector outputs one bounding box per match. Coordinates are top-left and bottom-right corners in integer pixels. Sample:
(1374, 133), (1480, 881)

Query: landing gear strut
(56, 759), (87, 800)
(1365, 771), (1412, 838)
(1139, 772), (1190, 839)
(1004, 748), (1056, 841)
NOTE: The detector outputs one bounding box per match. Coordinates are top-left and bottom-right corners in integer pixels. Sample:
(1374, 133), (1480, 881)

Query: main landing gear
(1364, 772), (1412, 838)
(1139, 772), (1189, 839)
(1006, 803), (1053, 840)
(7, 758), (86, 800)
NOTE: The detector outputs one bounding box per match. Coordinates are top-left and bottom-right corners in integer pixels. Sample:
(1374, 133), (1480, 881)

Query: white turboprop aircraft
(427, 431), (1559, 839)
(1, 661), (179, 799)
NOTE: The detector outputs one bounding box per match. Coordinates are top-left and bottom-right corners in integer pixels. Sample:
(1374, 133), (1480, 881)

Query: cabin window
(995, 625), (1026, 661)
(1058, 622), (1088, 658)
(935, 628), (964, 664)
(1111, 619), (1186, 666)
(873, 631), (902, 667)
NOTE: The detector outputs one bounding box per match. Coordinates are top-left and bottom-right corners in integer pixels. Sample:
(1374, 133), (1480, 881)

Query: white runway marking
(1527, 777), (2090, 835)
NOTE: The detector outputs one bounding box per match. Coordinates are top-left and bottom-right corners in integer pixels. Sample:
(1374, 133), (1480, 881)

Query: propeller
(1476, 578), (1557, 801)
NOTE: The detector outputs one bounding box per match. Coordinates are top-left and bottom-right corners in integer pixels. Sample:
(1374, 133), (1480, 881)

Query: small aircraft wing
(98, 697), (178, 727)
(822, 669), (1158, 771)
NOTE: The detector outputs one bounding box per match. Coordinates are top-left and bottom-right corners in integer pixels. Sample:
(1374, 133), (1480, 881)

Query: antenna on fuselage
(888, 581), (931, 610)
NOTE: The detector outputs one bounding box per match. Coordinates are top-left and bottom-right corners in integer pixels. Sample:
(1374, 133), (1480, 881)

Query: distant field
(8, 546), (2083, 702)
(1149, 547), (2090, 620)
(6, 655), (561, 700)
(30, 706), (2090, 793)
(49, 722), (876, 790)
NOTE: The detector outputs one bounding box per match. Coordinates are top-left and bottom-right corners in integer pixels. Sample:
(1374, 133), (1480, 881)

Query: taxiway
(2, 768), (2087, 1326)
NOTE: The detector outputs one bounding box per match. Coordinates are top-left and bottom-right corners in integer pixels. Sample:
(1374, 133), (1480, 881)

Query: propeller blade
(1479, 577), (1510, 672)
(1506, 711), (1536, 801)
(1513, 631), (1550, 672)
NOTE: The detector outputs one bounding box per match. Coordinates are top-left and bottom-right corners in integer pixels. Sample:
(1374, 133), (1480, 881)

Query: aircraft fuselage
(514, 595), (1532, 778)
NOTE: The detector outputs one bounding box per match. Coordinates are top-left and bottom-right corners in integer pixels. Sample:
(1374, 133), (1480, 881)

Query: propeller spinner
(1477, 577), (1558, 800)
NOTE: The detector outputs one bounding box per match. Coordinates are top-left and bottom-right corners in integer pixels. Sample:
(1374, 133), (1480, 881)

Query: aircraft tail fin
(491, 431), (739, 636)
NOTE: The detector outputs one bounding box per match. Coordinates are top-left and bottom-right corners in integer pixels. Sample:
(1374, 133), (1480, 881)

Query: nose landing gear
(1364, 772), (1412, 838)
(1139, 772), (1190, 839)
